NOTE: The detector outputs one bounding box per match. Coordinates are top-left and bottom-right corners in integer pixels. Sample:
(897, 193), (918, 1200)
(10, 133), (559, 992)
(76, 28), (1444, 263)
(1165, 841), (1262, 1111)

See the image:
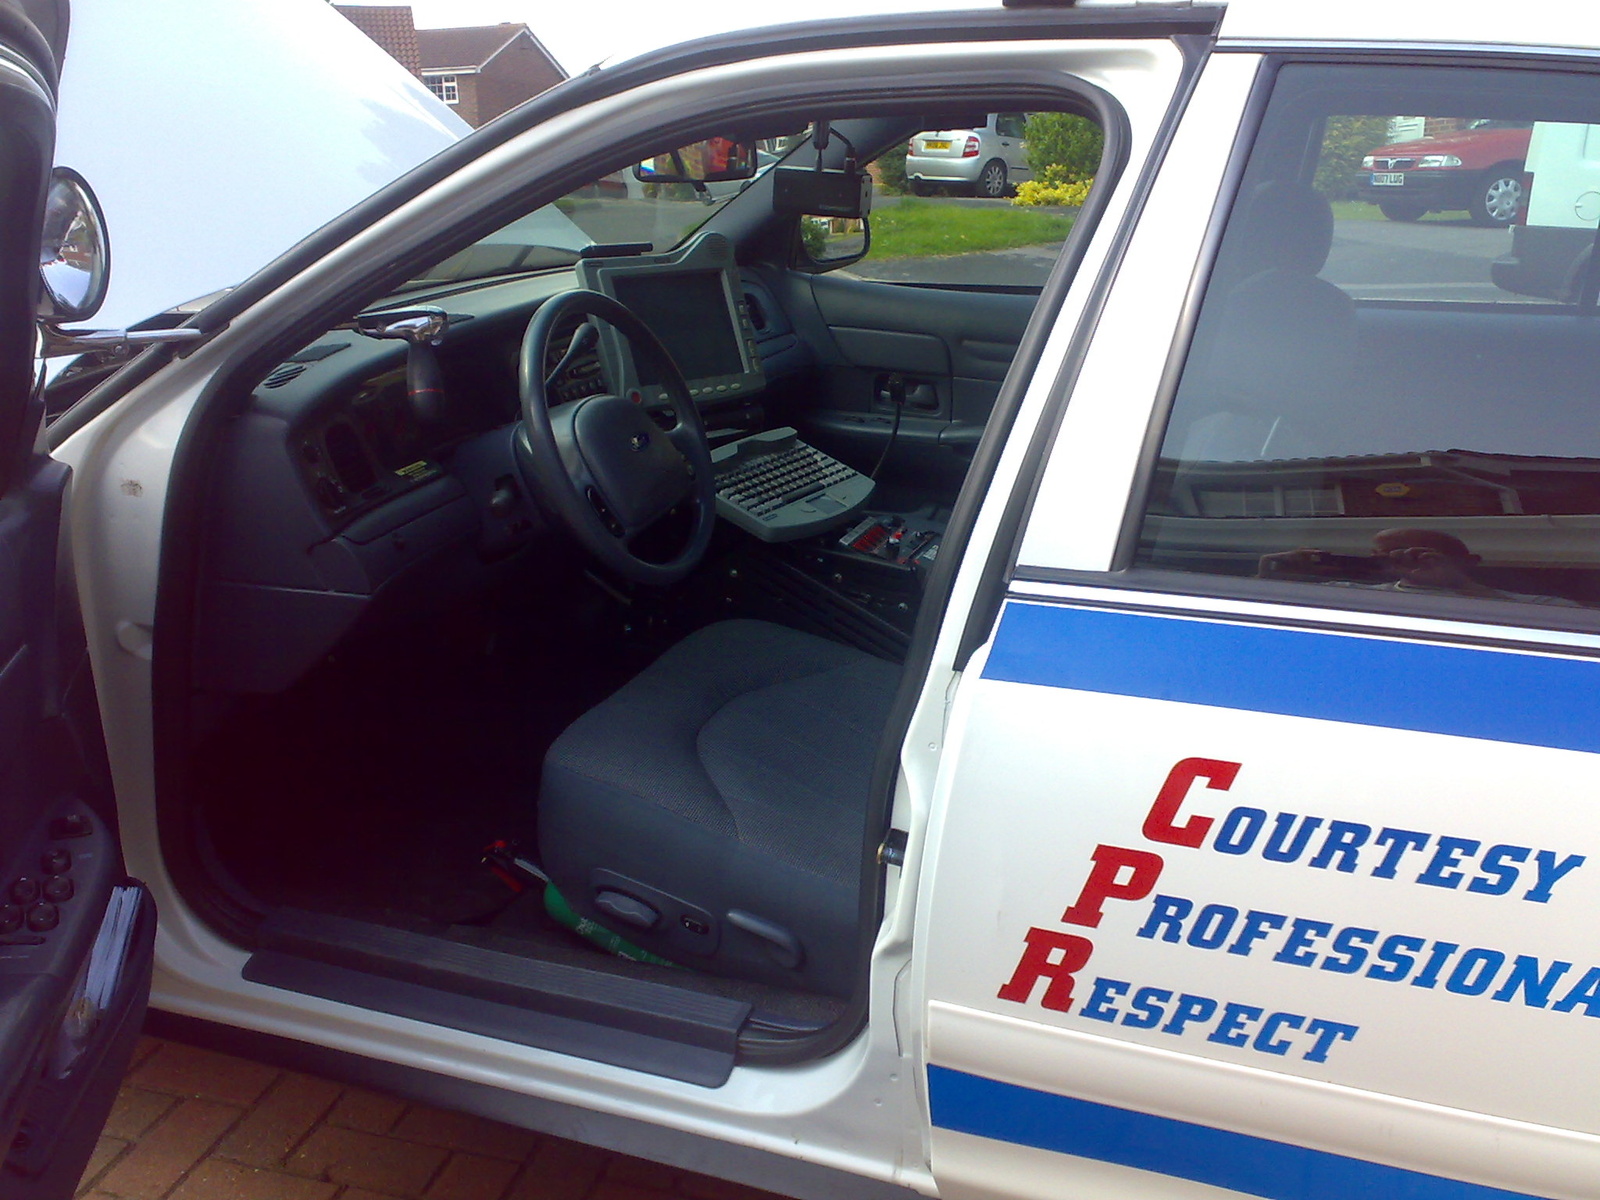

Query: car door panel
(0, 2), (155, 1194)
(917, 45), (1600, 1200)
(923, 596), (1600, 1200)
(0, 454), (157, 1200)
(778, 270), (1036, 485)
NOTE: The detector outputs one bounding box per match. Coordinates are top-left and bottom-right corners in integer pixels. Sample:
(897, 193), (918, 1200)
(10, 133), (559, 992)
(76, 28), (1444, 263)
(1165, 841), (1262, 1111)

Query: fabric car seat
(537, 619), (901, 997)
(1170, 181), (1357, 465)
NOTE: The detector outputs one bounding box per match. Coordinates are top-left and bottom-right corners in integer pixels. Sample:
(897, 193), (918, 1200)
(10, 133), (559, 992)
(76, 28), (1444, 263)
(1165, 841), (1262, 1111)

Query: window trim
(1011, 562), (1600, 648)
(424, 72), (459, 105)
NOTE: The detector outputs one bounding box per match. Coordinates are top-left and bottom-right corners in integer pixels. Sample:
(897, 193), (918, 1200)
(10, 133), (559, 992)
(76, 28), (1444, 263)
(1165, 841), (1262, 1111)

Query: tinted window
(1136, 65), (1600, 612)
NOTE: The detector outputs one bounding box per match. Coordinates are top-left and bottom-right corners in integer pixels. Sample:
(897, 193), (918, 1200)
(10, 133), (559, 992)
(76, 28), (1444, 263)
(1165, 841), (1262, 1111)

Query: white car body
(9, 1), (1600, 1198)
(53, 0), (469, 333)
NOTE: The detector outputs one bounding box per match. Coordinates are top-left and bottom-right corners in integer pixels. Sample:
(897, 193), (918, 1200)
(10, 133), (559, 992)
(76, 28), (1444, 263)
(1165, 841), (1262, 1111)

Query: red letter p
(1061, 844), (1165, 928)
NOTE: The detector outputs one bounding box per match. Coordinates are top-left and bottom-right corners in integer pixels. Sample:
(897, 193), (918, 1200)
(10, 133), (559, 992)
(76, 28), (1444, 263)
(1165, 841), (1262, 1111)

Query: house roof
(416, 23), (564, 78)
(332, 5), (421, 76)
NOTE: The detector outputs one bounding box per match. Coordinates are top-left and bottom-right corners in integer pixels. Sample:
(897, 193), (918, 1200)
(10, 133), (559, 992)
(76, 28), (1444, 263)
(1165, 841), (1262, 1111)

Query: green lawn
(1331, 200), (1384, 221)
(869, 200), (1074, 259)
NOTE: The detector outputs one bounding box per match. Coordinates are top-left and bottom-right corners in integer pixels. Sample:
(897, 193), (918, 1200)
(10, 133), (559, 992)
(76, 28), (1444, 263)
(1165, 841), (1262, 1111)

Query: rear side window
(1136, 64), (1600, 612)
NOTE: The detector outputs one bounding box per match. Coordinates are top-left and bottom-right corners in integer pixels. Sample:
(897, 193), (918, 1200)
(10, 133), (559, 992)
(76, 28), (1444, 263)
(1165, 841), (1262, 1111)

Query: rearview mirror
(38, 168), (110, 323)
(633, 138), (758, 184)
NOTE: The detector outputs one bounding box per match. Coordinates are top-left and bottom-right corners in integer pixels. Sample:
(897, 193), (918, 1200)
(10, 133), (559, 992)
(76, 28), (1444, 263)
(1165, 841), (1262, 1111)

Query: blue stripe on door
(928, 1065), (1550, 1200)
(981, 601), (1600, 755)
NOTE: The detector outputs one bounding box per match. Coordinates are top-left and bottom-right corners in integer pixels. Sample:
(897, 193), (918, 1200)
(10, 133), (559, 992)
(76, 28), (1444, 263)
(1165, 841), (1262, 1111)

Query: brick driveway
(77, 1036), (786, 1200)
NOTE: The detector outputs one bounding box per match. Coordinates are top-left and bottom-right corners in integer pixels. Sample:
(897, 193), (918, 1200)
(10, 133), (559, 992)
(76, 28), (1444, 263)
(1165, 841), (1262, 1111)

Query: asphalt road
(1323, 216), (1519, 301)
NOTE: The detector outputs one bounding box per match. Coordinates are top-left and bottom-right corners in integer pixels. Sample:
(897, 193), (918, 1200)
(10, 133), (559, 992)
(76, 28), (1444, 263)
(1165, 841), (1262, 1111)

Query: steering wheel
(516, 289), (716, 586)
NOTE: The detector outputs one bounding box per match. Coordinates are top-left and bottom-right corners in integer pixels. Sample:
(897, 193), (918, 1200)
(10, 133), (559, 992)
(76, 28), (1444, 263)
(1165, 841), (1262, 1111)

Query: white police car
(9, 1), (1600, 1198)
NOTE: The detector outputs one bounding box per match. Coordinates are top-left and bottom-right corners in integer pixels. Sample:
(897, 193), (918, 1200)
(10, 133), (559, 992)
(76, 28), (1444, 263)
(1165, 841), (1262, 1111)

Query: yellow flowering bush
(1011, 166), (1094, 208)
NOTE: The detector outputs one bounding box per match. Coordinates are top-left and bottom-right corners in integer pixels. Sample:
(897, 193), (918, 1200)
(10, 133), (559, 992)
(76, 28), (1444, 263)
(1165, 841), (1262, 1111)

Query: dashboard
(198, 242), (809, 695)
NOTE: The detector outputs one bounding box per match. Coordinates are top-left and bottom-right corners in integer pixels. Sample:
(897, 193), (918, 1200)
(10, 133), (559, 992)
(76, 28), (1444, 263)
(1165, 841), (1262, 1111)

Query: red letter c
(1142, 757), (1238, 848)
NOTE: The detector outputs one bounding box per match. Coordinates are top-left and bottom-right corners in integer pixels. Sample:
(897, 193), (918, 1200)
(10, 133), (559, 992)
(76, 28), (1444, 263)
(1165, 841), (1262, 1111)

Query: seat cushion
(538, 620), (900, 995)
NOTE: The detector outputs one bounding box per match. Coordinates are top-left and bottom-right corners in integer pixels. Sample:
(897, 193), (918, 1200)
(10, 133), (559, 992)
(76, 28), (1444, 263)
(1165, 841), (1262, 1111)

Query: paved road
(1324, 216), (1519, 301)
(79, 1036), (789, 1200)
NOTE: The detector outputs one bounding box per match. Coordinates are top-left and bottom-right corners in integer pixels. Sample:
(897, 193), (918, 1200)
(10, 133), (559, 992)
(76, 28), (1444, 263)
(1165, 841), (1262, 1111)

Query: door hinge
(878, 828), (909, 868)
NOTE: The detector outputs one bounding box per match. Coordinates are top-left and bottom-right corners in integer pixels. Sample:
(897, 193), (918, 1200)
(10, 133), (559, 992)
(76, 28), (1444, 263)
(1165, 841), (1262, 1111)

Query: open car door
(0, 2), (156, 1196)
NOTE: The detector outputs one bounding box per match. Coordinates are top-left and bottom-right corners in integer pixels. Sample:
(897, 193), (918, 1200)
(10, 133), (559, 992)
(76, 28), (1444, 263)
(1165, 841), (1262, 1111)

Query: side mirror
(797, 215), (870, 273)
(633, 138), (759, 185)
(36, 168), (206, 360)
(39, 168), (110, 323)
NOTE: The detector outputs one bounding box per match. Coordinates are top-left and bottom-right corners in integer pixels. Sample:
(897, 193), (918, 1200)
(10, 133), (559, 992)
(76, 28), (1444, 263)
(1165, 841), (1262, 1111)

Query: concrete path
(78, 1037), (786, 1200)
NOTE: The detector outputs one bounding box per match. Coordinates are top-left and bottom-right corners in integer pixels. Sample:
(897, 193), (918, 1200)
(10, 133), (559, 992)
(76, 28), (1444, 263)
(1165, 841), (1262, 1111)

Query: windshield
(401, 143), (787, 293)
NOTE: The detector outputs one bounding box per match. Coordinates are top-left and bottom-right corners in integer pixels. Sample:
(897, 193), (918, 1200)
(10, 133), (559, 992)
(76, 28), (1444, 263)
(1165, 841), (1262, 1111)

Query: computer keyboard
(711, 427), (874, 542)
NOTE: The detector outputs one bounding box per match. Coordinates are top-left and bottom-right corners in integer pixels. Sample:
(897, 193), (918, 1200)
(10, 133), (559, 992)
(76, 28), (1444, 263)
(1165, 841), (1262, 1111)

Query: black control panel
(0, 809), (96, 949)
(0, 800), (155, 1190)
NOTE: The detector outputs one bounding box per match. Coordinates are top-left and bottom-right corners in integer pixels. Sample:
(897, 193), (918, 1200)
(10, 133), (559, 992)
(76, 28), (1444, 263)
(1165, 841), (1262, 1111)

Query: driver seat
(537, 619), (901, 997)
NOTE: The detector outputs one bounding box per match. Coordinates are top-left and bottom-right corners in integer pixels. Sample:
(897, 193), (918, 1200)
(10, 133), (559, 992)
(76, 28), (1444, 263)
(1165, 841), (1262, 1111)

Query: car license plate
(924, 139), (951, 150)
(1371, 172), (1405, 186)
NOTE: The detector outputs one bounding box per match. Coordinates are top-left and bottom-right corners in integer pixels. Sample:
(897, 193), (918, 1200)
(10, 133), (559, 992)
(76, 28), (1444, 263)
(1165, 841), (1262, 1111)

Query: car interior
(147, 106), (1091, 1086)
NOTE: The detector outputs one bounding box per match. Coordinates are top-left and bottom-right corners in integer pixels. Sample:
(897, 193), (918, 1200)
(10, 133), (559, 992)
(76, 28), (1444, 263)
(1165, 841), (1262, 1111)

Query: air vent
(744, 292), (768, 332)
(262, 362), (307, 388)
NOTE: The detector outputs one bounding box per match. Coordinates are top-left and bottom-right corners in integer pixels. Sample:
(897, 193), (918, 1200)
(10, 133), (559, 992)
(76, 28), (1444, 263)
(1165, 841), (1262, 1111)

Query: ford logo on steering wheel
(628, 431), (650, 452)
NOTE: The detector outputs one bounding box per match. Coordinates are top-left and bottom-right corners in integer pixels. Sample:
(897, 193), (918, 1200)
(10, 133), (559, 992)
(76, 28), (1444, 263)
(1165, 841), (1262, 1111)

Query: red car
(1353, 119), (1531, 225)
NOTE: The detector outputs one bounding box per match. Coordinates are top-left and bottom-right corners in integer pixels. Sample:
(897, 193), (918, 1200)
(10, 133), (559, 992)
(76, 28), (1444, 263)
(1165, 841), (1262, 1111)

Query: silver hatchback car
(906, 112), (1031, 197)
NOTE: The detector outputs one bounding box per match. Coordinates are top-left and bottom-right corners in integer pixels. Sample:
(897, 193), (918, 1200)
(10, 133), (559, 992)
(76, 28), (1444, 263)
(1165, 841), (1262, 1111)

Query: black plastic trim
(249, 908), (748, 1088)
(245, 953), (739, 1089)
(1217, 43), (1600, 71)
(0, 2), (58, 94)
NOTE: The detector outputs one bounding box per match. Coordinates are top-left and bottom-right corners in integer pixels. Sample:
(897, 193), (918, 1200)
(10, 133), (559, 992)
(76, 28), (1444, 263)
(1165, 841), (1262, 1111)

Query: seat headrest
(1229, 181), (1336, 277)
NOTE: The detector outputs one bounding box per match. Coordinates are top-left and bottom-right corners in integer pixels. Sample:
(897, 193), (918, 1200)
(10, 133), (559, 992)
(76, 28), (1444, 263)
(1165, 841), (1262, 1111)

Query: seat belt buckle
(481, 839), (548, 893)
